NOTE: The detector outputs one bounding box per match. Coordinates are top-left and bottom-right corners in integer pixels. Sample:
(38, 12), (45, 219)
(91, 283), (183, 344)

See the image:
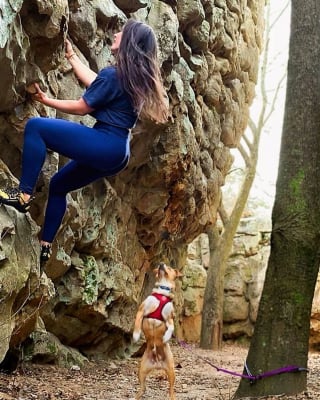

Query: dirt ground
(0, 343), (319, 400)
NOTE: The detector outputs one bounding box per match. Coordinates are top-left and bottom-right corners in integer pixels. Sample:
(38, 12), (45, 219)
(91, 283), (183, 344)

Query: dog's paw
(133, 331), (141, 342)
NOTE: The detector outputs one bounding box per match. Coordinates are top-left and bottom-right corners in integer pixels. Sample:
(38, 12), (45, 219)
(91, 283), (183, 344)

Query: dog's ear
(153, 267), (160, 278)
(175, 270), (183, 278)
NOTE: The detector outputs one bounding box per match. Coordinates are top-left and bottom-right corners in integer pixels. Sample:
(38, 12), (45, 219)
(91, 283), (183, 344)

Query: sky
(229, 1), (291, 213)
(255, 1), (291, 188)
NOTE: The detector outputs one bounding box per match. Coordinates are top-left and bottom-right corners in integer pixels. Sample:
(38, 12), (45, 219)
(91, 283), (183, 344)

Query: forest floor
(0, 342), (319, 400)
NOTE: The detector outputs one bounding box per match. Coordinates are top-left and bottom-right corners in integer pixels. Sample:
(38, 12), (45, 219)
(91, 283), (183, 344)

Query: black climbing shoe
(40, 244), (52, 265)
(0, 187), (33, 213)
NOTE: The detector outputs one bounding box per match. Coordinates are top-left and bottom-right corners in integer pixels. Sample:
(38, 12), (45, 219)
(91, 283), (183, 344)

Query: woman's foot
(40, 243), (52, 265)
(0, 187), (33, 213)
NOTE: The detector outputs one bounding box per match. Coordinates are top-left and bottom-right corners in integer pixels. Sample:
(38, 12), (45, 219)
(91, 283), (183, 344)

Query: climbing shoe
(0, 187), (33, 213)
(40, 244), (52, 265)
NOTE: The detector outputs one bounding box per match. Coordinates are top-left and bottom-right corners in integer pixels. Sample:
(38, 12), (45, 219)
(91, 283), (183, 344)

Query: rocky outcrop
(310, 275), (320, 349)
(0, 0), (264, 363)
(181, 200), (320, 348)
(180, 217), (270, 342)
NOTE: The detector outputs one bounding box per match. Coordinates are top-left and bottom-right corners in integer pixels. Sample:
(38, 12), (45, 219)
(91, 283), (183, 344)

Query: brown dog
(133, 262), (182, 400)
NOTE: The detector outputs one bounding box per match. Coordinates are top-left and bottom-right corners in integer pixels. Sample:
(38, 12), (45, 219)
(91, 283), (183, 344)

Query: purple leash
(176, 338), (308, 383)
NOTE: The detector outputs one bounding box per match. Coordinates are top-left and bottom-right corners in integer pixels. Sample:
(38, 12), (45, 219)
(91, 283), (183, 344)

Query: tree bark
(200, 227), (223, 350)
(235, 0), (320, 396)
(200, 159), (259, 350)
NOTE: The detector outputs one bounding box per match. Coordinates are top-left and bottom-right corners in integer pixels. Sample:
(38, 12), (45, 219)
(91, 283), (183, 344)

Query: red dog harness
(146, 293), (172, 321)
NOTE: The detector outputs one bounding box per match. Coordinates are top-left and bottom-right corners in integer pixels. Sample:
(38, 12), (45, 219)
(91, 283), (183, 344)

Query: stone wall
(0, 0), (265, 363)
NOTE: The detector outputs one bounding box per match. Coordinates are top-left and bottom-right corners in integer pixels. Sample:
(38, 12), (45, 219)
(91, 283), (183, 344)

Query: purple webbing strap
(176, 339), (308, 381)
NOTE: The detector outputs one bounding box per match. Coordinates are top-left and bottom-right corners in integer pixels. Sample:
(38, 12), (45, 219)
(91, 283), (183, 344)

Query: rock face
(0, 0), (264, 363)
(181, 195), (320, 348)
(180, 218), (270, 342)
(310, 275), (320, 349)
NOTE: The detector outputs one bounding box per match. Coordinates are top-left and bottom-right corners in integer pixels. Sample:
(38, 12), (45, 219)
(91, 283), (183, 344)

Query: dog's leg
(133, 303), (145, 342)
(133, 297), (159, 342)
(167, 363), (176, 400)
(136, 350), (152, 400)
(163, 316), (174, 343)
(161, 303), (175, 343)
(164, 344), (176, 400)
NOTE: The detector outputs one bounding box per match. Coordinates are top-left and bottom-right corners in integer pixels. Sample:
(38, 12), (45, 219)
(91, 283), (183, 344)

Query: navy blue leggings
(19, 117), (130, 242)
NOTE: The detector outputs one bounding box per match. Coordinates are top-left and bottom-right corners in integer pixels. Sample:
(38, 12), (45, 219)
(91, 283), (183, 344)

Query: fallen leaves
(0, 343), (318, 399)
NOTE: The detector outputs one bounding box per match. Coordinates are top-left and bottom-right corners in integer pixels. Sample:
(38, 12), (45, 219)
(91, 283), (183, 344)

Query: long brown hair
(116, 20), (169, 124)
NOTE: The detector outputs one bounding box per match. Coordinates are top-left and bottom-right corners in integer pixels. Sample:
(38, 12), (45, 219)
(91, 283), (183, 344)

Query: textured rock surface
(310, 275), (320, 349)
(180, 217), (269, 342)
(0, 0), (264, 362)
(182, 205), (320, 348)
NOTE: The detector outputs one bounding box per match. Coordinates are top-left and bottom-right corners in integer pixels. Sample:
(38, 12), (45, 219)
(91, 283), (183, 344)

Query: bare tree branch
(218, 203), (229, 226)
(263, 73), (286, 126)
(248, 117), (258, 136)
(242, 131), (253, 152)
(269, 1), (290, 31)
(238, 143), (251, 167)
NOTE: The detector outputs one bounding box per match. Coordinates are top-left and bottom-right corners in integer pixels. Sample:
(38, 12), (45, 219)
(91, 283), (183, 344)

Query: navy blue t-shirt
(82, 66), (137, 129)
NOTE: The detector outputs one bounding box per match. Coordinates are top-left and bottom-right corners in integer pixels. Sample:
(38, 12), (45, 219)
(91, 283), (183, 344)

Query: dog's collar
(159, 285), (171, 292)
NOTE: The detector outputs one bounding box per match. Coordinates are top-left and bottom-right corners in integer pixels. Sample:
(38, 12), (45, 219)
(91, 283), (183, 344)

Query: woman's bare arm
(32, 83), (94, 115)
(65, 39), (97, 87)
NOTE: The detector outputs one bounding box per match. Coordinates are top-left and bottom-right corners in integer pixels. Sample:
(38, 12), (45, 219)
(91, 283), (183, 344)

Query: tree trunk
(235, 0), (320, 396)
(200, 165), (259, 349)
(200, 227), (223, 350)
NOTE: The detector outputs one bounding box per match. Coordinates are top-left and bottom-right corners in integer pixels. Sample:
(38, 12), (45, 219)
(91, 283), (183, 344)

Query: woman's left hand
(65, 39), (75, 59)
(31, 83), (49, 104)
